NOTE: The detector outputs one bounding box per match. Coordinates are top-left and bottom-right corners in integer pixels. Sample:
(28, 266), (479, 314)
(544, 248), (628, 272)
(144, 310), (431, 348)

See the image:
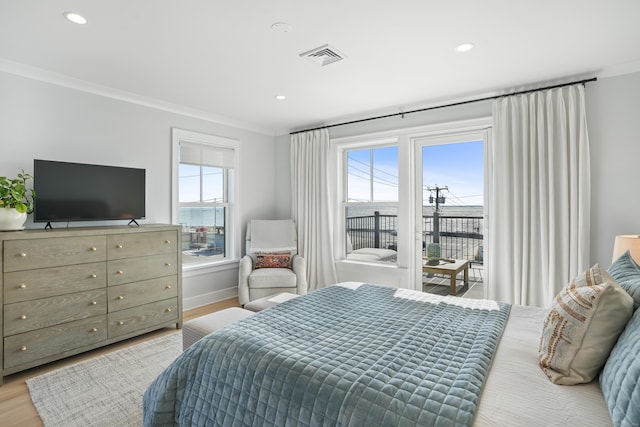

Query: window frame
(171, 128), (240, 270)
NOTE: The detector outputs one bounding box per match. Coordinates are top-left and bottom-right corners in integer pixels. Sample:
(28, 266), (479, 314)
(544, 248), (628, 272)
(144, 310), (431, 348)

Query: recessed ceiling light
(455, 43), (474, 52)
(275, 95), (286, 101)
(271, 22), (292, 34)
(63, 12), (88, 25)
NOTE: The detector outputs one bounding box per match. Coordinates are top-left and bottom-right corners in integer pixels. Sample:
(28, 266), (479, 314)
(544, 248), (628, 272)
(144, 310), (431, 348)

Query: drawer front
(107, 253), (178, 286)
(107, 230), (178, 260)
(4, 262), (106, 304)
(108, 298), (178, 338)
(4, 315), (107, 369)
(4, 236), (107, 272)
(108, 276), (178, 312)
(4, 289), (107, 336)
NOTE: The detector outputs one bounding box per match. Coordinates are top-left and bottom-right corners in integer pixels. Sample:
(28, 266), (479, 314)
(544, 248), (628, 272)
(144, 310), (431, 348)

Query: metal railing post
(374, 211), (380, 248)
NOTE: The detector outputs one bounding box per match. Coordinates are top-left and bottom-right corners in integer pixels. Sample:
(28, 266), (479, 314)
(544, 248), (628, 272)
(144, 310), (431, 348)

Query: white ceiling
(1, 1), (640, 136)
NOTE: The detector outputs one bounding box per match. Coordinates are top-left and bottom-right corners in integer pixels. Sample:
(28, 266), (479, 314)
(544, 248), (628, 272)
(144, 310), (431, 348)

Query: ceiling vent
(299, 44), (346, 66)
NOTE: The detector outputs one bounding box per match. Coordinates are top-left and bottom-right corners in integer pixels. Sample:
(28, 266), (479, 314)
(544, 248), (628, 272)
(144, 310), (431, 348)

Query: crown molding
(596, 59), (640, 79)
(0, 58), (275, 136)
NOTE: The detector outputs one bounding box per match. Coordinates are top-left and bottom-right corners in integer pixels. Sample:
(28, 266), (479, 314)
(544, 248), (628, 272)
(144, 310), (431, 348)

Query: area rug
(26, 332), (182, 427)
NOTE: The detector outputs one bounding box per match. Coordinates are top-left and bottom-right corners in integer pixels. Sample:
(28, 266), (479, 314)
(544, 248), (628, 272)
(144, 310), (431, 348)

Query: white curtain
(291, 129), (338, 290)
(487, 84), (590, 307)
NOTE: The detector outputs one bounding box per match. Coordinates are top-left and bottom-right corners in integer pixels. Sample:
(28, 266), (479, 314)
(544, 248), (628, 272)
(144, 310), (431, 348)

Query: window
(344, 145), (399, 263)
(172, 129), (238, 267)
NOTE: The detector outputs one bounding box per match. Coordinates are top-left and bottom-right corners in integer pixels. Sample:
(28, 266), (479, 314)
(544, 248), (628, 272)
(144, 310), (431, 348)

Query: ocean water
(346, 205), (483, 217)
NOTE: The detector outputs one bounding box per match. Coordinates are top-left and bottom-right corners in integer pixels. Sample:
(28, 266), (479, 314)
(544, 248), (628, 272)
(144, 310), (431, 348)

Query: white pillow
(538, 264), (633, 385)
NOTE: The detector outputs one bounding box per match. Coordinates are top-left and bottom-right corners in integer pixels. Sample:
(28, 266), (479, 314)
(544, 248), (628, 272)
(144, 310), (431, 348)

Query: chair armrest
(292, 254), (308, 296)
(238, 255), (253, 305)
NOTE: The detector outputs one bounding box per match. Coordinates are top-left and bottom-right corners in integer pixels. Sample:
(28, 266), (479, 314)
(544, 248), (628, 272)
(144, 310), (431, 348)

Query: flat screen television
(34, 159), (146, 224)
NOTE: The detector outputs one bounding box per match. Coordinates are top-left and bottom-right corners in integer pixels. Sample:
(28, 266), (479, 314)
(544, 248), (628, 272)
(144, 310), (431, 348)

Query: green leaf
(14, 203), (27, 214)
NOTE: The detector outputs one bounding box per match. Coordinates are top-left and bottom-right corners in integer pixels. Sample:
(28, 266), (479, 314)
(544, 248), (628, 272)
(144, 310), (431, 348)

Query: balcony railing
(346, 211), (483, 264)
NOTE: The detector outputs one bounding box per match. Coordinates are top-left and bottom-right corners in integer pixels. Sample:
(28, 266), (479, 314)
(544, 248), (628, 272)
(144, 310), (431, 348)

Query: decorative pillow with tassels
(538, 264), (633, 385)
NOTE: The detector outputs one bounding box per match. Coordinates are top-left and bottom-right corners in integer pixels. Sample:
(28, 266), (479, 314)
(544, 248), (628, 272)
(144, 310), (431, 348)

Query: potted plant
(0, 171), (35, 230)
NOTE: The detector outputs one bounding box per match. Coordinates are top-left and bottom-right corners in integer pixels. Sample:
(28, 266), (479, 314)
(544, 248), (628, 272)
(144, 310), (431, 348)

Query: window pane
(345, 204), (398, 263)
(179, 206), (226, 262)
(373, 146), (398, 202)
(178, 164), (201, 203)
(202, 166), (224, 202)
(347, 149), (371, 202)
(347, 146), (398, 202)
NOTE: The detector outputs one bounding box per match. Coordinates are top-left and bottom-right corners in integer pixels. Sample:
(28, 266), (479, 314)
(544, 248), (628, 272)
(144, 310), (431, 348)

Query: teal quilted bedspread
(143, 284), (510, 426)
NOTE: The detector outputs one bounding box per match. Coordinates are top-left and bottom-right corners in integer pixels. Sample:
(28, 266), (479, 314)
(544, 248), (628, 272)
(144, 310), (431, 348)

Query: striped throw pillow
(538, 264), (633, 385)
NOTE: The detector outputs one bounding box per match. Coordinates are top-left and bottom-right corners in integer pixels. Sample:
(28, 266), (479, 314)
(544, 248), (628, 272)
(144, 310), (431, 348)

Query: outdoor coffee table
(422, 258), (469, 295)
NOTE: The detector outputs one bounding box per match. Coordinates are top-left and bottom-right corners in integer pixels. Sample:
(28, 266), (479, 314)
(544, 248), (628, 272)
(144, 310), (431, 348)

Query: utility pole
(427, 185), (447, 243)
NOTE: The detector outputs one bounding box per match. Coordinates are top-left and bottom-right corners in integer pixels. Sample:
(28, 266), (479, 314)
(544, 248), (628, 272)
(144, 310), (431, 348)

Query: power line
(347, 153), (399, 181)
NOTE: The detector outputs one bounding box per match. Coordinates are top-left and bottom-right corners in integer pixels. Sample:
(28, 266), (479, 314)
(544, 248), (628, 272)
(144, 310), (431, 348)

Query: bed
(142, 282), (625, 426)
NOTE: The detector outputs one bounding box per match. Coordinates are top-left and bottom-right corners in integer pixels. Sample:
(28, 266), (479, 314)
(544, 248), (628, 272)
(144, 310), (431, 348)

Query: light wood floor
(0, 298), (239, 427)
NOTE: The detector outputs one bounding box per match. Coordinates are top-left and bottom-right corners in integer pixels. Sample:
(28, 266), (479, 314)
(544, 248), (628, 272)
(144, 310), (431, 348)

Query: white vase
(0, 208), (27, 231)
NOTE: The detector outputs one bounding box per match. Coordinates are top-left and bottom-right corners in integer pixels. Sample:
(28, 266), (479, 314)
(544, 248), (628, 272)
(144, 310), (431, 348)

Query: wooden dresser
(0, 224), (182, 385)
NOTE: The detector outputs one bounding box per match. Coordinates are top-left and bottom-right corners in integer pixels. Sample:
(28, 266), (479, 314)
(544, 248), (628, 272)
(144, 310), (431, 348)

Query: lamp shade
(612, 235), (640, 263)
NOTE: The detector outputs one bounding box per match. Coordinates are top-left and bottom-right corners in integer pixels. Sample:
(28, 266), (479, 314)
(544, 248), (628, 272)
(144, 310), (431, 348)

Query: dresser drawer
(3, 236), (107, 272)
(108, 298), (178, 338)
(107, 230), (178, 260)
(108, 277), (178, 312)
(4, 289), (107, 336)
(4, 262), (106, 304)
(107, 253), (178, 286)
(4, 315), (107, 369)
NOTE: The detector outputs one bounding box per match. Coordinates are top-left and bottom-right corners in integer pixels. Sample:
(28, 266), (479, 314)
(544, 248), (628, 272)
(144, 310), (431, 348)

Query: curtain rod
(289, 77), (597, 135)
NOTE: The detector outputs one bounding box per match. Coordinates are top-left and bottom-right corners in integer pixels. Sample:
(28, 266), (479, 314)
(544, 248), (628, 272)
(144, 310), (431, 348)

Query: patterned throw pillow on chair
(255, 252), (292, 269)
(538, 264), (633, 385)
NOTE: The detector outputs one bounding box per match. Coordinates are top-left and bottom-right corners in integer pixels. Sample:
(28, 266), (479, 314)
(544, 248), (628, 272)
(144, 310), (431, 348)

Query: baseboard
(183, 287), (238, 311)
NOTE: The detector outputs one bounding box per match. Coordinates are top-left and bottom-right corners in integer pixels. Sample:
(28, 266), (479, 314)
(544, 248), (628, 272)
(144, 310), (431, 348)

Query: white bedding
(475, 304), (613, 426)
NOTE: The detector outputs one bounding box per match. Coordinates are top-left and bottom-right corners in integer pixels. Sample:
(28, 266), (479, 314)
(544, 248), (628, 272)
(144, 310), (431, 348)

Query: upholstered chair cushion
(248, 268), (297, 288)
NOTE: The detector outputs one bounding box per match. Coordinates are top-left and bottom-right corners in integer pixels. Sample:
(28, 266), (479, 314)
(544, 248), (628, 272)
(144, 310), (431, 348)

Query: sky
(347, 140), (484, 206)
(422, 141), (483, 206)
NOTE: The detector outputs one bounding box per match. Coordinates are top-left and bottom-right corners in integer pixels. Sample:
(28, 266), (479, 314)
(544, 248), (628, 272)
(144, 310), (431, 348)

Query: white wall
(0, 70), (278, 309)
(274, 133), (292, 219)
(275, 71), (640, 288)
(587, 71), (640, 267)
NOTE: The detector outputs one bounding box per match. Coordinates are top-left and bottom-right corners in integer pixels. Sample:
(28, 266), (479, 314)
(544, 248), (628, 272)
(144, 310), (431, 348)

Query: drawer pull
(20, 252), (27, 257)
(90, 274), (97, 278)
(165, 285), (172, 289)
(118, 321), (124, 325)
(91, 328), (98, 332)
(20, 314), (27, 320)
(117, 270), (124, 275)
(90, 247), (97, 251)
(21, 346), (27, 352)
(19, 283), (27, 289)
(166, 308), (172, 313)
(165, 263), (171, 267)
(91, 301), (97, 305)
(116, 244), (123, 249)
(165, 240), (171, 244)
(117, 295), (124, 300)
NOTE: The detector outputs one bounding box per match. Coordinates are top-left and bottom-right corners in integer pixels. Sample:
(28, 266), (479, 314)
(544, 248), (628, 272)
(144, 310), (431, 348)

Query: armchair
(238, 219), (308, 306)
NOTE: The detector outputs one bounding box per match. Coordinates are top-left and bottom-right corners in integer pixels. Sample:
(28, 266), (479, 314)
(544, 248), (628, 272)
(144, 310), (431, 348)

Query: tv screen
(34, 159), (146, 223)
